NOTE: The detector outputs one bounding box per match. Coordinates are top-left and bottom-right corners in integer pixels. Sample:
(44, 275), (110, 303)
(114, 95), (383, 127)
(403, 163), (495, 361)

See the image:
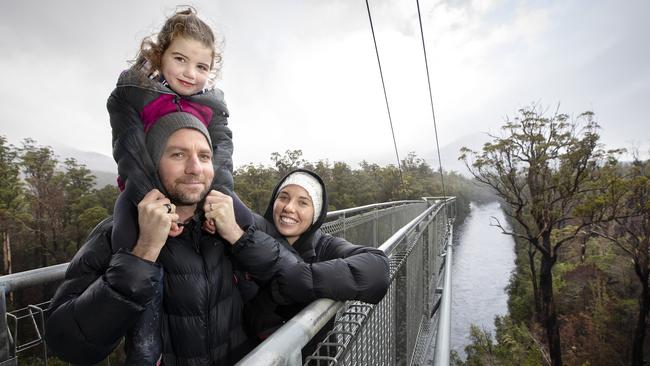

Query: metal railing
(0, 264), (70, 365)
(0, 198), (456, 365)
(237, 197), (456, 366)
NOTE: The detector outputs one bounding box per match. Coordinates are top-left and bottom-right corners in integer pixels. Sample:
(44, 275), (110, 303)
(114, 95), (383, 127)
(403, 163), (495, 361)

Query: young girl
(109, 7), (251, 252)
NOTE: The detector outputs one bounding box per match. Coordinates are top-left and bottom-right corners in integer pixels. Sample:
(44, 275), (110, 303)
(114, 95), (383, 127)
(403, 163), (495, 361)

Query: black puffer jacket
(244, 169), (390, 339)
(108, 66), (234, 203)
(46, 215), (301, 365)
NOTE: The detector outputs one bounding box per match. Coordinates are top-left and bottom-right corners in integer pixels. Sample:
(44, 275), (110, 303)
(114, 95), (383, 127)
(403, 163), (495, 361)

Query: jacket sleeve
(274, 233), (390, 304)
(45, 220), (163, 365)
(204, 89), (235, 192)
(107, 84), (158, 203)
(230, 219), (303, 285)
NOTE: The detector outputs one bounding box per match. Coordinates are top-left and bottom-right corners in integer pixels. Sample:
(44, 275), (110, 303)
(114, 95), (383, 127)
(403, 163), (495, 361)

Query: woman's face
(273, 184), (315, 245)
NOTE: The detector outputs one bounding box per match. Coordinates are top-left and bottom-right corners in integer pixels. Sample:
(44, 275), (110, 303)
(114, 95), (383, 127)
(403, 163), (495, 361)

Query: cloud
(2, 0), (648, 167)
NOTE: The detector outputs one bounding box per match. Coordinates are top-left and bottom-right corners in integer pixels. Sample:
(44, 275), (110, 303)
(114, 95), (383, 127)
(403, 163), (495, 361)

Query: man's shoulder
(67, 217), (114, 275)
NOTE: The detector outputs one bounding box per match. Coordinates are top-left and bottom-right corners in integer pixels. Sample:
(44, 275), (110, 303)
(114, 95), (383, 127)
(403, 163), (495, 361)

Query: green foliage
(270, 149), (306, 177)
(456, 317), (546, 366)
(94, 184), (120, 214)
(232, 163), (279, 213)
(234, 150), (494, 223)
(506, 238), (536, 323)
(0, 136), (24, 271)
(0, 136), (114, 273)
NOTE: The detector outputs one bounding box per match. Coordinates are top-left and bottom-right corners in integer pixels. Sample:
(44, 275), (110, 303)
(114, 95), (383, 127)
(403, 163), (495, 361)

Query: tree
(61, 158), (98, 252)
(327, 161), (356, 210)
(590, 159), (650, 366)
(233, 164), (279, 213)
(0, 136), (24, 275)
(19, 139), (65, 268)
(93, 184), (120, 215)
(460, 104), (606, 365)
(270, 149), (306, 177)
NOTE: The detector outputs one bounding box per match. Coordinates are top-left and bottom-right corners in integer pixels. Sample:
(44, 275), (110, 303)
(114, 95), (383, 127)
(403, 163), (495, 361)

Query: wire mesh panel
(302, 198), (456, 366)
(322, 202), (427, 248)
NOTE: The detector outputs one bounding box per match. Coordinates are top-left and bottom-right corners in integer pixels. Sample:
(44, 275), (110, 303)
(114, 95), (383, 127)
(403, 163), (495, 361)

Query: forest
(455, 105), (649, 366)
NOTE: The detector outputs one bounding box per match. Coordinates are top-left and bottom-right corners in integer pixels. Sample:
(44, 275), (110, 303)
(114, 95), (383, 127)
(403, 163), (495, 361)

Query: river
(450, 201), (516, 358)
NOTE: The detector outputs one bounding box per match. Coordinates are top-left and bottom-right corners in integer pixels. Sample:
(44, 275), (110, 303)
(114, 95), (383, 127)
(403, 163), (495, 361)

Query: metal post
(433, 224), (453, 366)
(422, 217), (431, 316)
(394, 249), (408, 366)
(0, 285), (15, 364)
(373, 207), (378, 246)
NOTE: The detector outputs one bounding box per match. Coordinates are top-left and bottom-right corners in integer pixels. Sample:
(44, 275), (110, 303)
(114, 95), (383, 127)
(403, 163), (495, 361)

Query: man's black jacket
(45, 215), (300, 365)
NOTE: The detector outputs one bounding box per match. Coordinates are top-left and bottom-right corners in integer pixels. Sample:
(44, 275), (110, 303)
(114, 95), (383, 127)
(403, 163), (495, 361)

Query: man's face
(158, 128), (214, 205)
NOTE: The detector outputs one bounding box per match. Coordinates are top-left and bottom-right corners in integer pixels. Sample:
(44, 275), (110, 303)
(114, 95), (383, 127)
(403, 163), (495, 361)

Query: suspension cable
(415, 0), (447, 198)
(364, 0), (405, 190)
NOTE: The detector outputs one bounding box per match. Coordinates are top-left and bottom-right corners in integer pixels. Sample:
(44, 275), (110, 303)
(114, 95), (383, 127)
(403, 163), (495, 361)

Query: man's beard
(167, 185), (210, 206)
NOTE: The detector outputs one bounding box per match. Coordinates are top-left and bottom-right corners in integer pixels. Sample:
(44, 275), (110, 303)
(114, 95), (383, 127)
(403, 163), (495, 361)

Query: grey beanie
(145, 112), (212, 169)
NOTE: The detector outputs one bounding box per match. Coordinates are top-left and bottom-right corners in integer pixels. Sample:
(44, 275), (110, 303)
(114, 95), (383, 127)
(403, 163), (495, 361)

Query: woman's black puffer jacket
(243, 169), (390, 339)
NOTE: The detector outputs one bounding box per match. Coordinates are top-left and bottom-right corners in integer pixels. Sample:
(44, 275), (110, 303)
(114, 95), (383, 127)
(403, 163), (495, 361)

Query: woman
(243, 169), (391, 351)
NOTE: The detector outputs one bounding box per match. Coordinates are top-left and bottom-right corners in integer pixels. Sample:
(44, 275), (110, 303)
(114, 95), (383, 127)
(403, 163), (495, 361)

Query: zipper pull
(192, 220), (201, 253)
(173, 95), (183, 112)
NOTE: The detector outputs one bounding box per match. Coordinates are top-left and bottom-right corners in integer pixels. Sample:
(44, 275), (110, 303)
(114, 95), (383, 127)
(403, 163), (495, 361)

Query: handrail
(236, 299), (344, 365)
(0, 263), (69, 294)
(433, 222), (453, 366)
(326, 200), (422, 218)
(378, 199), (444, 254)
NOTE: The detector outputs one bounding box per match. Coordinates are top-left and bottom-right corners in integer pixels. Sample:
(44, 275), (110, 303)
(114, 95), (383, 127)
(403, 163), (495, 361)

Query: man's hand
(131, 189), (179, 261)
(204, 190), (244, 245)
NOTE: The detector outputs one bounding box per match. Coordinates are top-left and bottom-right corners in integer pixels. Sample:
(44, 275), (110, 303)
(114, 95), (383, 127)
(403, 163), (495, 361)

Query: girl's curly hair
(133, 6), (223, 82)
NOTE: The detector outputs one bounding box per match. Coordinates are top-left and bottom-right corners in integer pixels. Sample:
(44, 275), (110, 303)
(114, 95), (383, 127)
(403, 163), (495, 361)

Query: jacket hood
(263, 169), (328, 254)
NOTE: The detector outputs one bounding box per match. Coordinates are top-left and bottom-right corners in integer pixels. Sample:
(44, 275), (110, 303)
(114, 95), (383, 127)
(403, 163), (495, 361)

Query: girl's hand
(202, 219), (217, 234)
(204, 190), (244, 245)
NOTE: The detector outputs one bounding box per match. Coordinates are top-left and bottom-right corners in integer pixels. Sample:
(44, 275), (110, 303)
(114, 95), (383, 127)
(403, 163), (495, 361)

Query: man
(45, 112), (297, 365)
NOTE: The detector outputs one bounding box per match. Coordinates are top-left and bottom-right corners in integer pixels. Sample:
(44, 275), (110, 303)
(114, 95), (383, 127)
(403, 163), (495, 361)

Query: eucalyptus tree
(460, 105), (607, 365)
(589, 159), (650, 366)
(0, 136), (24, 275)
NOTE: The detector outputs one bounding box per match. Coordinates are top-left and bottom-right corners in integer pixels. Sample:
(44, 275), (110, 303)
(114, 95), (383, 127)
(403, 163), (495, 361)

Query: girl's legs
(111, 191), (139, 253)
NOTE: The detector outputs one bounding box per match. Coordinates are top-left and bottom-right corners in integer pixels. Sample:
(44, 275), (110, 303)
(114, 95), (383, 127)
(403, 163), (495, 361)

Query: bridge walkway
(0, 197), (456, 366)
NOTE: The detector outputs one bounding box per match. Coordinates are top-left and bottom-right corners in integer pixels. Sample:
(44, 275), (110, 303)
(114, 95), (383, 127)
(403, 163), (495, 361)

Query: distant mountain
(53, 145), (117, 188)
(54, 145), (116, 173)
(422, 132), (490, 176)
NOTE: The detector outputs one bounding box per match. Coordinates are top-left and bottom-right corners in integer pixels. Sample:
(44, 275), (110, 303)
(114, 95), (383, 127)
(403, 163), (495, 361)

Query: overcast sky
(2, 0), (648, 171)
